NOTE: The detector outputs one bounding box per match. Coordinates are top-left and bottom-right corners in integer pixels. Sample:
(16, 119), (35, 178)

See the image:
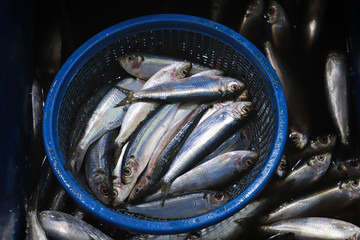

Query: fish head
(112, 178), (132, 207)
(234, 101), (254, 119)
(167, 62), (192, 80)
(220, 78), (246, 96)
(88, 171), (112, 205)
(288, 131), (308, 151)
(309, 134), (337, 152)
(236, 151), (259, 171)
(307, 152), (332, 178)
(340, 157), (360, 177)
(128, 179), (148, 203)
(121, 156), (138, 185)
(266, 0), (286, 26)
(119, 54), (144, 72)
(206, 191), (230, 207)
(340, 178), (360, 200)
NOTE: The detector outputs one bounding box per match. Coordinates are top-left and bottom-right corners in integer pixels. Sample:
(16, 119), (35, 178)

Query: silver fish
(39, 210), (113, 240)
(239, 0), (265, 49)
(124, 191), (229, 219)
(274, 152), (332, 193)
(263, 178), (360, 224)
(128, 104), (209, 202)
(264, 40), (309, 151)
(160, 101), (254, 201)
(324, 51), (350, 146)
(119, 53), (208, 80)
(143, 151), (257, 201)
(113, 62), (192, 162)
(275, 154), (288, 179)
(261, 217), (360, 240)
(84, 128), (117, 205)
(68, 78), (144, 173)
(132, 76), (245, 103)
(266, 0), (293, 60)
(326, 157), (360, 181)
(287, 134), (337, 167)
(113, 104), (179, 206)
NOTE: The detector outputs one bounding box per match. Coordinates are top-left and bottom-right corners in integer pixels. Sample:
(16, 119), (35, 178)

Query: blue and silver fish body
(84, 128), (118, 206)
(68, 78), (144, 173)
(262, 178), (360, 224)
(124, 191), (230, 220)
(261, 217), (360, 240)
(132, 75), (245, 103)
(160, 101), (254, 201)
(275, 152), (332, 193)
(128, 104), (209, 202)
(39, 211), (113, 240)
(113, 62), (192, 163)
(118, 53), (208, 80)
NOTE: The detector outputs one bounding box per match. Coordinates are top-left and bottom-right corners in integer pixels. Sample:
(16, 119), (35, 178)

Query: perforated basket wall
(43, 14), (287, 234)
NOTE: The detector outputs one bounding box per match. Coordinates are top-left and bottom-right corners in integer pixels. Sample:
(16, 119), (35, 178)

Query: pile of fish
(66, 53), (259, 219)
(25, 0), (360, 239)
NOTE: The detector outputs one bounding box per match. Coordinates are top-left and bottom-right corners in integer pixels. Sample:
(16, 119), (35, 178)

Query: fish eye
(112, 190), (118, 198)
(100, 186), (109, 196)
(229, 83), (241, 91)
(351, 180), (359, 187)
(242, 106), (251, 114)
(126, 55), (134, 62)
(317, 154), (325, 161)
(351, 160), (360, 168)
(280, 160), (287, 169)
(246, 159), (253, 167)
(319, 135), (329, 144)
(215, 192), (224, 200)
(123, 167), (132, 176)
(180, 69), (188, 77)
(289, 133), (299, 142)
(268, 6), (276, 16)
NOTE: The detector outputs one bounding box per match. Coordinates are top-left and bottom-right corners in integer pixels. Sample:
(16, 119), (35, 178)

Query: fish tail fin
(114, 86), (134, 107)
(160, 180), (172, 207)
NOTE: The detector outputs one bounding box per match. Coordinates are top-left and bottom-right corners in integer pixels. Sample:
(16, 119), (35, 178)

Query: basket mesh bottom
(58, 29), (276, 221)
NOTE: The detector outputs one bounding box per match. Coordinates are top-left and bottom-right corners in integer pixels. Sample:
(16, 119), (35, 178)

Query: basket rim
(42, 13), (288, 234)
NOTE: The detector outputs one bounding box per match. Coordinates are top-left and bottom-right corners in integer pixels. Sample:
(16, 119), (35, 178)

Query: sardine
(84, 128), (117, 205)
(326, 157), (360, 181)
(273, 152), (332, 193)
(275, 155), (288, 179)
(324, 51), (350, 146)
(39, 210), (113, 240)
(112, 104), (179, 206)
(67, 78), (144, 173)
(128, 104), (209, 202)
(131, 76), (245, 103)
(266, 0), (293, 60)
(262, 178), (360, 224)
(264, 40), (309, 151)
(160, 101), (254, 201)
(144, 151), (257, 201)
(239, 0), (265, 49)
(118, 53), (208, 80)
(124, 191), (229, 219)
(113, 62), (192, 163)
(261, 217), (360, 239)
(287, 134), (337, 167)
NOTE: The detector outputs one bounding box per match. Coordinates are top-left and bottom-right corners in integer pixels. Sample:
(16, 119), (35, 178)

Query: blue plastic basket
(43, 14), (287, 234)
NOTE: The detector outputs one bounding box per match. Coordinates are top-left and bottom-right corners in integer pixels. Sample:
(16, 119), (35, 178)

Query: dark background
(0, 0), (359, 238)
